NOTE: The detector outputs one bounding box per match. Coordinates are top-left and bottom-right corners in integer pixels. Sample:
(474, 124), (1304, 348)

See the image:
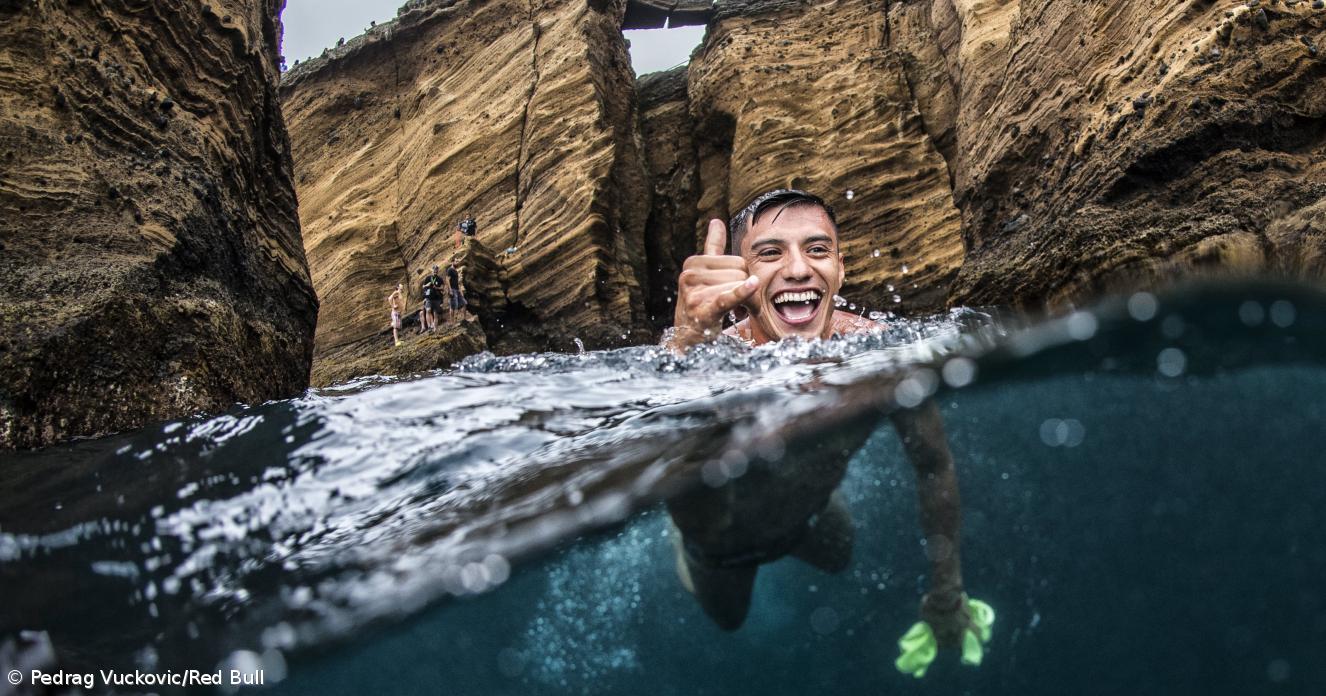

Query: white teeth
(773, 290), (822, 304)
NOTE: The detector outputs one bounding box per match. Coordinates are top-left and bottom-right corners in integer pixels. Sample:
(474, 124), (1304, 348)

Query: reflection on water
(3, 283), (1326, 694)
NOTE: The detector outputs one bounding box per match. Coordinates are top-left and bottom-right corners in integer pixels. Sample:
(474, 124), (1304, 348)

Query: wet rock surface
(0, 1), (316, 449)
(637, 67), (701, 329)
(310, 317), (486, 388)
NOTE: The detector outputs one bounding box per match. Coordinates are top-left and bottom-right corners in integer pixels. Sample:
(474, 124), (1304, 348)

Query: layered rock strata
(281, 0), (654, 368)
(919, 0), (1326, 307)
(0, 1), (315, 449)
(289, 0), (1326, 378)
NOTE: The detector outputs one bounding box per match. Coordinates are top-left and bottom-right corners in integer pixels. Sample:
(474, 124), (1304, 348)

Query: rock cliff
(286, 0), (1326, 377)
(931, 0), (1326, 307)
(0, 0), (315, 449)
(281, 0), (655, 371)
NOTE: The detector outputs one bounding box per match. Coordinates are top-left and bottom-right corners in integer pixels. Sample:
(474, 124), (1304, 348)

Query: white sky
(281, 0), (703, 75)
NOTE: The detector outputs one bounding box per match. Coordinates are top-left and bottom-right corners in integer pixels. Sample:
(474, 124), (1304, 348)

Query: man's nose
(782, 249), (812, 279)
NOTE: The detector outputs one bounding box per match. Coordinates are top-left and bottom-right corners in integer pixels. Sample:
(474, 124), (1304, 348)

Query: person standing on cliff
(445, 262), (467, 324)
(422, 265), (444, 333)
(459, 214), (477, 246)
(388, 283), (405, 346)
(663, 189), (990, 675)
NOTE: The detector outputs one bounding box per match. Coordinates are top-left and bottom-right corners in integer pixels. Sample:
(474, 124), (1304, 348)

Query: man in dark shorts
(445, 263), (467, 324)
(421, 265), (444, 332)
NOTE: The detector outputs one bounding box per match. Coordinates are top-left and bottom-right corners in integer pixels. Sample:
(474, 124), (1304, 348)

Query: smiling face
(738, 204), (845, 344)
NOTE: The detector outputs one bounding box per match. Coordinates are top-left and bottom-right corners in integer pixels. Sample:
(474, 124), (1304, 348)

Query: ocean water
(2, 282), (1324, 695)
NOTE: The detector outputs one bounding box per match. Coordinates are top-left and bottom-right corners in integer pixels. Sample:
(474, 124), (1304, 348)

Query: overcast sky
(281, 0), (702, 75)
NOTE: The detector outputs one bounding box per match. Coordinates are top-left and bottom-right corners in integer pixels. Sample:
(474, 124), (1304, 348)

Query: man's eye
(758, 249), (780, 258)
(808, 246), (830, 254)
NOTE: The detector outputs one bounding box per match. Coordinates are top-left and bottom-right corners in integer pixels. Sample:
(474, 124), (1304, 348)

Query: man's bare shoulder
(831, 310), (884, 335)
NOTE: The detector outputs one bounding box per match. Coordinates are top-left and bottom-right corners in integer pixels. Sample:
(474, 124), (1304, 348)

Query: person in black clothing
(421, 265), (443, 332)
(445, 263), (467, 324)
(453, 215), (475, 249)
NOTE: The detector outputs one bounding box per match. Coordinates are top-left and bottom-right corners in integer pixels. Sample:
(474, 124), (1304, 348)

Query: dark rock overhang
(622, 0), (713, 29)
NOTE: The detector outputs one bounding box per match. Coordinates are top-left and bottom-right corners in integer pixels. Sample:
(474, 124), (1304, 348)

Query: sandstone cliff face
(917, 0), (1326, 307)
(0, 0), (315, 449)
(281, 0), (654, 369)
(288, 0), (1326, 379)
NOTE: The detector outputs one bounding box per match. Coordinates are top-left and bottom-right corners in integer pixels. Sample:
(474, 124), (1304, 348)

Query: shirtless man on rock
(664, 189), (985, 672)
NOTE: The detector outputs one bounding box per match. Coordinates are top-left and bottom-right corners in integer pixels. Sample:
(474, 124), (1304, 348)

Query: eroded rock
(282, 0), (653, 369)
(0, 0), (316, 449)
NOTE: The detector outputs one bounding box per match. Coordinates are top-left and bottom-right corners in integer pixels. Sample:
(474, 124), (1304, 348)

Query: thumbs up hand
(667, 219), (760, 353)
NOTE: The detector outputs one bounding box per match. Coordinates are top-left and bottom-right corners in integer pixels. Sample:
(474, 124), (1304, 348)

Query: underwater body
(2, 281), (1325, 695)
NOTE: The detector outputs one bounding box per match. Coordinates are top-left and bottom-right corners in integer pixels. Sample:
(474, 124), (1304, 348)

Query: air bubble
(810, 606), (841, 634)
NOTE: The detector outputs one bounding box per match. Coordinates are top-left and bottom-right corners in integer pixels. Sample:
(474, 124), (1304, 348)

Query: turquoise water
(2, 282), (1324, 694)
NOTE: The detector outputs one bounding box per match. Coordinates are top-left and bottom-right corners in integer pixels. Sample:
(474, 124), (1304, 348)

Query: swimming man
(664, 189), (974, 652)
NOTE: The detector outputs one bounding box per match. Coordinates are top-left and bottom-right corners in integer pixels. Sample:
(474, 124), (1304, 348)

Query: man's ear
(836, 252), (846, 287)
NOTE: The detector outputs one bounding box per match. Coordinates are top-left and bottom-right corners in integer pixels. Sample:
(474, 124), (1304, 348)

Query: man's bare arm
(890, 397), (969, 647)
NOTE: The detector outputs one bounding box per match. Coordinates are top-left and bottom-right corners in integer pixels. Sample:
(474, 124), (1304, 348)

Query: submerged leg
(790, 489), (855, 573)
(669, 522), (758, 631)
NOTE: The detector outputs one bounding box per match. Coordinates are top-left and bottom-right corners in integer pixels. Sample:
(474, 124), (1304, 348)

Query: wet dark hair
(727, 189), (838, 255)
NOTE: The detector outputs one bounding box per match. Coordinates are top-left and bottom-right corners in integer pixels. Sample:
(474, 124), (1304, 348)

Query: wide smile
(771, 289), (824, 327)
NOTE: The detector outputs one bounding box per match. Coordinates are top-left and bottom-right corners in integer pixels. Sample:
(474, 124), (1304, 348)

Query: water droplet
(1238, 301), (1265, 327)
(1066, 311), (1098, 340)
(941, 357), (977, 388)
(894, 369), (938, 407)
(844, 189), (855, 200)
(1157, 347), (1187, 377)
(892, 294), (902, 303)
(872, 248), (881, 257)
(901, 264), (909, 274)
(1269, 300), (1295, 328)
(1127, 291), (1158, 321)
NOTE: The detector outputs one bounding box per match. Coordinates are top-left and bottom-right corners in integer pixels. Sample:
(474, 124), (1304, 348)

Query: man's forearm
(890, 398), (963, 600)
